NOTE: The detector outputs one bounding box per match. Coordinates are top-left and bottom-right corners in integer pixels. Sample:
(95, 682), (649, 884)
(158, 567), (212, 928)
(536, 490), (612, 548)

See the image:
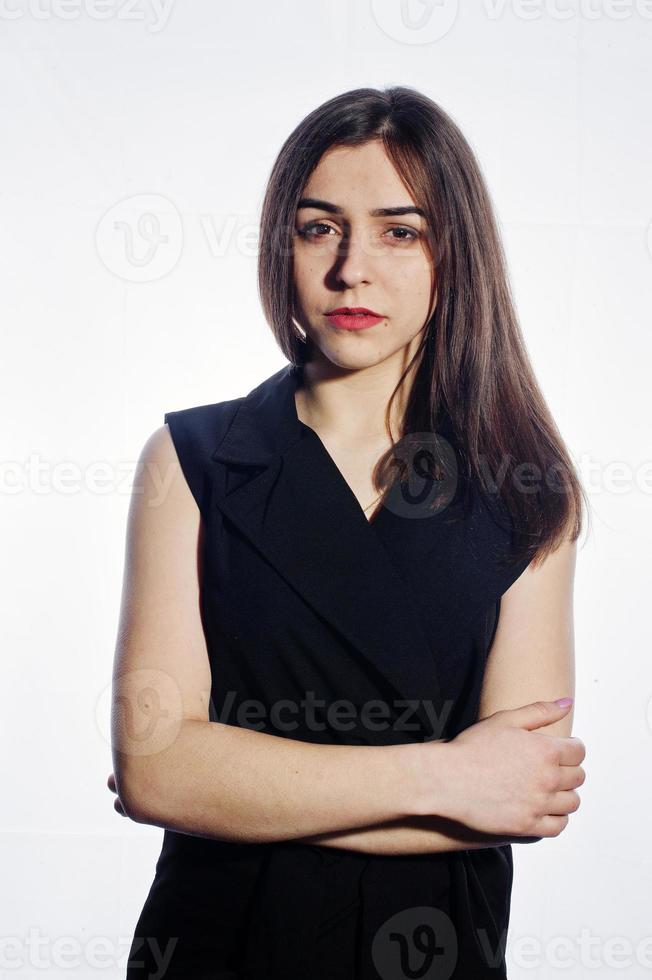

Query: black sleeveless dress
(125, 362), (532, 980)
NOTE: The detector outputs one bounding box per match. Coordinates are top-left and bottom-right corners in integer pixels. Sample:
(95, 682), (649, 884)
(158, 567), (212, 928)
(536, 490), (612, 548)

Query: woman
(110, 86), (587, 979)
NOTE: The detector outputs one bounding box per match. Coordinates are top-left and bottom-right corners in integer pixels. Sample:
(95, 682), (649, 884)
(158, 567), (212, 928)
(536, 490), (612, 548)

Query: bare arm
(477, 535), (577, 736)
(111, 424), (452, 843)
(285, 535), (578, 855)
(108, 768), (534, 854)
(294, 816), (539, 856)
(117, 714), (447, 843)
(112, 426), (582, 850)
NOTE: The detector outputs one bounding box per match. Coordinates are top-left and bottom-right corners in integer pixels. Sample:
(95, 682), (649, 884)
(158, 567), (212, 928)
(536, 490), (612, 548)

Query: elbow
(112, 760), (163, 826)
(112, 717), (198, 829)
(120, 787), (155, 825)
(115, 776), (152, 825)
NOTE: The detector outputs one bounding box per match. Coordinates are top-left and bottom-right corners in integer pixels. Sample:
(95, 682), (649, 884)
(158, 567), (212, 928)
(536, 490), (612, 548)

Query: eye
(296, 222), (421, 244)
(386, 226), (419, 243)
(297, 221), (337, 239)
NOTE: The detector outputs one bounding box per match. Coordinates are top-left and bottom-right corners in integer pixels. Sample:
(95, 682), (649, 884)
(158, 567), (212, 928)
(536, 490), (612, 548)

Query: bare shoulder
(134, 421), (200, 517)
(119, 422), (203, 602)
(502, 535), (577, 614)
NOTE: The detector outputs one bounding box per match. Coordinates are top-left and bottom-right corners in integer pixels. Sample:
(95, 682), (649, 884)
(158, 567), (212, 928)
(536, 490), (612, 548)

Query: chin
(310, 341), (394, 373)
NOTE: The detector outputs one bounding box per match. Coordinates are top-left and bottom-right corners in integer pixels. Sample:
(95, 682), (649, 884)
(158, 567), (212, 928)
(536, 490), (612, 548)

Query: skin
(108, 140), (585, 854)
(292, 139), (438, 516)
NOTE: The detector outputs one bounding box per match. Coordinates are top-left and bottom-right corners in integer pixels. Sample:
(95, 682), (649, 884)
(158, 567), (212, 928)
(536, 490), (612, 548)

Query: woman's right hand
(416, 699), (586, 839)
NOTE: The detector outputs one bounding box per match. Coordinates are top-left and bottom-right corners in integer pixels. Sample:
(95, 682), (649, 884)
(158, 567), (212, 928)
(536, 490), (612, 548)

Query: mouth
(326, 307), (383, 317)
(324, 307), (385, 331)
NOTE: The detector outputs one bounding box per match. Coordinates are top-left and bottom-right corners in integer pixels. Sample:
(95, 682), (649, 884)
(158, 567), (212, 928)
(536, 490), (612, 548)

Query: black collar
(211, 363), (304, 466)
(207, 363), (449, 742)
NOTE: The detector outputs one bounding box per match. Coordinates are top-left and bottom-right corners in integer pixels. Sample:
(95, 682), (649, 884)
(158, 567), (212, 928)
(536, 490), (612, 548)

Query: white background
(2, 1), (652, 977)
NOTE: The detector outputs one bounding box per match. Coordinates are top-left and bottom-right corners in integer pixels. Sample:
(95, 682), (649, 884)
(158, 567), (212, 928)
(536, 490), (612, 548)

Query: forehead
(301, 141), (416, 207)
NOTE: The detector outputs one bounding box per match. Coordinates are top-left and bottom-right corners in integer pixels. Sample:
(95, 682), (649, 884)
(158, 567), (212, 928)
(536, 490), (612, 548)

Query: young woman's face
(292, 139), (437, 372)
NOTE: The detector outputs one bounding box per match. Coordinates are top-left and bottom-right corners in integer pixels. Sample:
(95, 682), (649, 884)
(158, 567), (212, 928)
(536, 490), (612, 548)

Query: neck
(295, 347), (423, 445)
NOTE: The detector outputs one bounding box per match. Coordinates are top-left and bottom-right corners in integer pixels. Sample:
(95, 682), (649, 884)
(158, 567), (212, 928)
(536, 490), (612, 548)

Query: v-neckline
(294, 418), (390, 529)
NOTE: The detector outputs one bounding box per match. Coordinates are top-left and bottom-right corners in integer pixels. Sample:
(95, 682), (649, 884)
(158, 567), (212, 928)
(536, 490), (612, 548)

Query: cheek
(292, 262), (310, 309)
(391, 262), (432, 310)
(293, 253), (321, 299)
(387, 247), (427, 283)
(406, 261), (435, 313)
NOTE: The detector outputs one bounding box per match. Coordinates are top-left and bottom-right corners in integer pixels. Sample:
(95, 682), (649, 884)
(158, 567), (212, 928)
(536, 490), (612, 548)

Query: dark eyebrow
(296, 197), (426, 219)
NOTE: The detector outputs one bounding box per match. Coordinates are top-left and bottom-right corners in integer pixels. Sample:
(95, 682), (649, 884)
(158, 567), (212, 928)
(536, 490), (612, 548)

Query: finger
(556, 765), (586, 792)
(556, 736), (586, 766)
(535, 813), (569, 837)
(545, 789), (581, 817)
(107, 772), (116, 793)
(114, 797), (126, 817)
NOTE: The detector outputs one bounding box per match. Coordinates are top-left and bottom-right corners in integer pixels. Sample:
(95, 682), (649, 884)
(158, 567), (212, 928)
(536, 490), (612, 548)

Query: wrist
(403, 739), (460, 820)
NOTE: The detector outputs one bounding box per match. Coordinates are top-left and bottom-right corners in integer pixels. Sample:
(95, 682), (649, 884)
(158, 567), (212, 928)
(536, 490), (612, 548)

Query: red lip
(325, 309), (384, 331)
(326, 306), (383, 316)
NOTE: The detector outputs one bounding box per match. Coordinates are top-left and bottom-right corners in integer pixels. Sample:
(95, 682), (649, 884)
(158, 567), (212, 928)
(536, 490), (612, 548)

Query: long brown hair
(257, 85), (589, 569)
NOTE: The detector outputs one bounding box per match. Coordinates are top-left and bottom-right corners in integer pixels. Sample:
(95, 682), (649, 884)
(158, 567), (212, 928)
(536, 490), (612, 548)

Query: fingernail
(554, 697), (573, 707)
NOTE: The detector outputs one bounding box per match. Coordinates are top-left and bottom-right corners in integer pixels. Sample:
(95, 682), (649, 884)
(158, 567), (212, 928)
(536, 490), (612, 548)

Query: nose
(333, 230), (377, 288)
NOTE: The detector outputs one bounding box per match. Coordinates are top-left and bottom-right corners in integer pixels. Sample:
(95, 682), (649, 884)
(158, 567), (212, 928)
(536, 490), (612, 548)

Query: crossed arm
(291, 537), (576, 854)
(109, 537), (575, 855)
(110, 426), (576, 856)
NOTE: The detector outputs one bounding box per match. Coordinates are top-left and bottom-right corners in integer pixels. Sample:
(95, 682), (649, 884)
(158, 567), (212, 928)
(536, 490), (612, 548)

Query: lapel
(210, 363), (449, 742)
